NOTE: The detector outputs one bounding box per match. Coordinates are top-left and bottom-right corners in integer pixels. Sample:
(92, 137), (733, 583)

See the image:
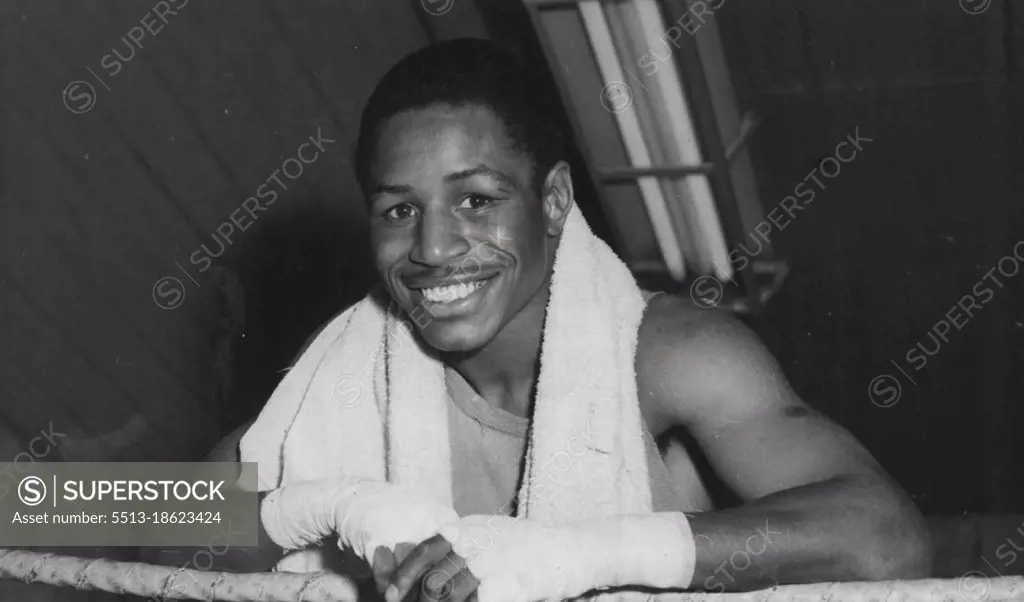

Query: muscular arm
(638, 297), (932, 590)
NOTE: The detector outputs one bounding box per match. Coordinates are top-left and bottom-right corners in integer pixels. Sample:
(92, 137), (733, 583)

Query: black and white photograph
(0, 0), (1022, 600)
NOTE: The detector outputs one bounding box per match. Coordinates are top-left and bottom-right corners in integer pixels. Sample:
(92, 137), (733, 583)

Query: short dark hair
(354, 38), (571, 195)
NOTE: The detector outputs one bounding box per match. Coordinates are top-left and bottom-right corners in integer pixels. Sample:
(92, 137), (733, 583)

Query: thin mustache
(402, 246), (514, 286)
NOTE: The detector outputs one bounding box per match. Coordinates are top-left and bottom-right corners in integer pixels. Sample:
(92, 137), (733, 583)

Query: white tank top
(445, 364), (714, 516)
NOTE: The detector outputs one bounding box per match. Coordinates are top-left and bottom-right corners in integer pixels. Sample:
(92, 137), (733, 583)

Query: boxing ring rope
(4, 549), (1024, 601)
(0, 548), (358, 602)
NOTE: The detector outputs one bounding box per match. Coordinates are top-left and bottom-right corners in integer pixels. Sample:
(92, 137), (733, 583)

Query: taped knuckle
(422, 569), (453, 600)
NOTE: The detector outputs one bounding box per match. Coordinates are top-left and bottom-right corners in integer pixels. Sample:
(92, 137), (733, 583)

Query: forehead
(369, 104), (531, 183)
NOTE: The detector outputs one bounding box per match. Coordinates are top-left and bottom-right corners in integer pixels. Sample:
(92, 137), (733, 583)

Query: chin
(418, 316), (502, 353)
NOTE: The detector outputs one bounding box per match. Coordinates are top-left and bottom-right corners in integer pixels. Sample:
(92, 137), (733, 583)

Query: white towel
(240, 202), (655, 564)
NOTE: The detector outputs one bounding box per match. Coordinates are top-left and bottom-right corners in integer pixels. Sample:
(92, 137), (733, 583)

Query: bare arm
(638, 298), (932, 590)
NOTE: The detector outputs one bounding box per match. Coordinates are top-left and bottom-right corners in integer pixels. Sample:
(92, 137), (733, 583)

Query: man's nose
(410, 209), (470, 267)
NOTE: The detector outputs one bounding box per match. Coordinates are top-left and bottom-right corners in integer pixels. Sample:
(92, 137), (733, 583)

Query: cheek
(372, 235), (408, 276)
(504, 236), (548, 300)
(516, 230), (549, 275)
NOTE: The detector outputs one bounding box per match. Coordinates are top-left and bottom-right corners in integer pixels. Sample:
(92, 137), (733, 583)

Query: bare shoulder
(636, 294), (799, 434)
(638, 293), (758, 351)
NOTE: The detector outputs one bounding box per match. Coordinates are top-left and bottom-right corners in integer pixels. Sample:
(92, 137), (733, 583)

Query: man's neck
(443, 282), (550, 418)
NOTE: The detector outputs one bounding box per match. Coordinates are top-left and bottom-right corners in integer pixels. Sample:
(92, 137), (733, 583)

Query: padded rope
(0, 548), (358, 601)
(2, 548), (1023, 601)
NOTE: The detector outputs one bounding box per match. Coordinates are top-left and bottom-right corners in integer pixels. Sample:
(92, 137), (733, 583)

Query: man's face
(365, 103), (553, 352)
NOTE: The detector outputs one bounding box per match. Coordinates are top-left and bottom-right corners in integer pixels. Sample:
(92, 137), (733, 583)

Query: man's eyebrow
(444, 165), (517, 191)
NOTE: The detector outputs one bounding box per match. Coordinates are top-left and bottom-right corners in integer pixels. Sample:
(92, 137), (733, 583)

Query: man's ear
(540, 161), (574, 237)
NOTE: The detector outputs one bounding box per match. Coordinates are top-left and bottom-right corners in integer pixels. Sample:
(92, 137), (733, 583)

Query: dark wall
(1, 2), (430, 600)
(1, 0), (432, 461)
(716, 0), (1023, 515)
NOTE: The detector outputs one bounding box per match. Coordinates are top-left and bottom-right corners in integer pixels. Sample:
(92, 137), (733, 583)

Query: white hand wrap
(441, 513), (695, 602)
(260, 478), (460, 560)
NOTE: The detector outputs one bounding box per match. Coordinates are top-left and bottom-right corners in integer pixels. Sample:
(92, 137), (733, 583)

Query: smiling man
(215, 38), (931, 601)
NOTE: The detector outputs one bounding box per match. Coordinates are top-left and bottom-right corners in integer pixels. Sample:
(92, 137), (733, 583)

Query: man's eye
(459, 194), (496, 210)
(383, 204), (417, 222)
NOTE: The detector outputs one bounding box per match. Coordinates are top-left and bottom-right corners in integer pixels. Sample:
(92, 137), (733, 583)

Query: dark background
(1, 0), (1021, 599)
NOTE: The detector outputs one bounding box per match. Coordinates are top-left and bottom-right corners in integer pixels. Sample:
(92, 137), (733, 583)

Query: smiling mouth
(417, 276), (495, 305)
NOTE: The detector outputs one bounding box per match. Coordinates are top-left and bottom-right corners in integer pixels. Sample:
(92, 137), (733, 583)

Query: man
(211, 38), (931, 601)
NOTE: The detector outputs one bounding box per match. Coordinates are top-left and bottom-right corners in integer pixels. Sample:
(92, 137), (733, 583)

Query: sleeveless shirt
(447, 291), (714, 516)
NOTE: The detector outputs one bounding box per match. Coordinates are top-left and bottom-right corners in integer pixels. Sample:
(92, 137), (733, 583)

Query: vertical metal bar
(578, 1), (688, 280)
(522, 2), (637, 263)
(630, 0), (732, 282)
(659, 0), (762, 312)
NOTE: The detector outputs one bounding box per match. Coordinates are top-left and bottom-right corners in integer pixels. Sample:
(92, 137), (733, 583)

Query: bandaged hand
(260, 477), (459, 560)
(437, 513), (696, 602)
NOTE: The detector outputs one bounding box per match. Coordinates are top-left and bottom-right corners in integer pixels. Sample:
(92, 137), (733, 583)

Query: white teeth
(421, 280), (487, 304)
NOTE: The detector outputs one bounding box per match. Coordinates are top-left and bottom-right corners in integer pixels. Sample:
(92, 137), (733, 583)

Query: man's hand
(381, 514), (693, 602)
(332, 482), (461, 561)
(375, 536), (480, 602)
(260, 479), (460, 562)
